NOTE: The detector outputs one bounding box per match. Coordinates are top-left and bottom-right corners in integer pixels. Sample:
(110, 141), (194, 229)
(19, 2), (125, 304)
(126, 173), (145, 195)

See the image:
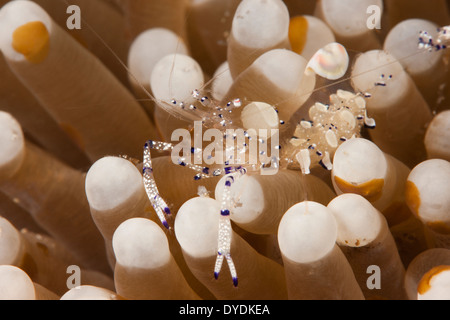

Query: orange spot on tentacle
(405, 180), (421, 217)
(12, 21), (50, 64)
(334, 176), (384, 202)
(418, 265), (450, 295)
(289, 16), (308, 55)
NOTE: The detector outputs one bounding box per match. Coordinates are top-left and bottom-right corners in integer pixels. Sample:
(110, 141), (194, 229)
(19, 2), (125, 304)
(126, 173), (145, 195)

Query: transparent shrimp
(54, 0), (450, 287)
(419, 25), (450, 51)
